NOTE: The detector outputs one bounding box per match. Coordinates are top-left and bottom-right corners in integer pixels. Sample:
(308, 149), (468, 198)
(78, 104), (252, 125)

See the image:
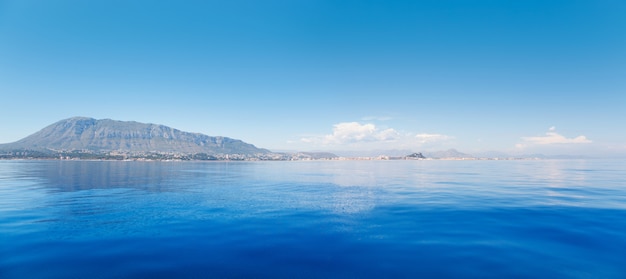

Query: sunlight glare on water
(0, 160), (625, 278)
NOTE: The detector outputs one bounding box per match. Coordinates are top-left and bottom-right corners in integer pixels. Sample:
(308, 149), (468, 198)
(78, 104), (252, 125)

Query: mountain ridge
(0, 117), (271, 155)
(0, 117), (581, 160)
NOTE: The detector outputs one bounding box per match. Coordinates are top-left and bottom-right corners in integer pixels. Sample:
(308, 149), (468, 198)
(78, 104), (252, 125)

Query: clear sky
(1, 0), (625, 156)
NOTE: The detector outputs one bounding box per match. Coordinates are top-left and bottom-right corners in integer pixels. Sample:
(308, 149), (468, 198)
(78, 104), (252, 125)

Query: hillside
(0, 117), (270, 156)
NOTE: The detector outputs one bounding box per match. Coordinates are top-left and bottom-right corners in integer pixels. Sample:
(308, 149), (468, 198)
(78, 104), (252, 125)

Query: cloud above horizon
(300, 122), (451, 149)
(301, 122), (399, 145)
(519, 127), (592, 146)
(415, 133), (452, 144)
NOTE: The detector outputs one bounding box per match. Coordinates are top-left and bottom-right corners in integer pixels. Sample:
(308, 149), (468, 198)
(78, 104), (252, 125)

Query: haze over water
(1, 160), (625, 278)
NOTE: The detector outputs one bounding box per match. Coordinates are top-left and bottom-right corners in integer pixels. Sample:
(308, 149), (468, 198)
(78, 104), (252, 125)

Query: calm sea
(0, 160), (625, 278)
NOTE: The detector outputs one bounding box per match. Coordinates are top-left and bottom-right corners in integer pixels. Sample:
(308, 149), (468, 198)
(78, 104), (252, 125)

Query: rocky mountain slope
(0, 117), (270, 155)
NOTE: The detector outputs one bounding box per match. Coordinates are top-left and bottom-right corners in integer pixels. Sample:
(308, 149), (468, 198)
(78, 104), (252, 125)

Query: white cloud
(320, 122), (399, 144)
(415, 133), (451, 144)
(521, 127), (592, 145)
(300, 122), (451, 149)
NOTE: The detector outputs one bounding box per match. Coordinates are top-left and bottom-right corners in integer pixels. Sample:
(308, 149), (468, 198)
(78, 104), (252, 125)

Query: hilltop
(0, 117), (273, 160)
(0, 117), (563, 161)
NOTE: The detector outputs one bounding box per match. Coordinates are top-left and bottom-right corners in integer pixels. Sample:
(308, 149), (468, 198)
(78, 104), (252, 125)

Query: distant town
(0, 117), (575, 161)
(0, 149), (543, 161)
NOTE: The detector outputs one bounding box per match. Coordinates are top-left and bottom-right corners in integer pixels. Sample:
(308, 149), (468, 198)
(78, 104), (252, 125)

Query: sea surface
(0, 159), (625, 278)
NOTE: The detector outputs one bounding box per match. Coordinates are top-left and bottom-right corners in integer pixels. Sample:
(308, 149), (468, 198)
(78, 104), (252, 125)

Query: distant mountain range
(423, 149), (473, 159)
(334, 149), (474, 158)
(0, 117), (586, 160)
(0, 117), (271, 157)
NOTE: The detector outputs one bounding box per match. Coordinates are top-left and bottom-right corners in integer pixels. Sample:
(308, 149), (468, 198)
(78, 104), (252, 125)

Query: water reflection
(2, 159), (625, 213)
(2, 160), (626, 279)
(7, 160), (212, 192)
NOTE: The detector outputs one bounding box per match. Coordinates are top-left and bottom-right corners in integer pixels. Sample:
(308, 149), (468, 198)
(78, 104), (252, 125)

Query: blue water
(1, 160), (625, 278)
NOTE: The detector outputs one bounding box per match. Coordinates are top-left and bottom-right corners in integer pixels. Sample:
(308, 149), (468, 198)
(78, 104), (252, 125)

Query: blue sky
(1, 0), (625, 156)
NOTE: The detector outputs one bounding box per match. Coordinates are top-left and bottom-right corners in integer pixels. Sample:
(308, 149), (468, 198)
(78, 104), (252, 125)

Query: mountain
(423, 149), (474, 159)
(0, 117), (271, 155)
(405, 152), (425, 159)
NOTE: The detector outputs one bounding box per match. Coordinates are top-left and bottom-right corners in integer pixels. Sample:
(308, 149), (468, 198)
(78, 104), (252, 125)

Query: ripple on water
(1, 160), (625, 278)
